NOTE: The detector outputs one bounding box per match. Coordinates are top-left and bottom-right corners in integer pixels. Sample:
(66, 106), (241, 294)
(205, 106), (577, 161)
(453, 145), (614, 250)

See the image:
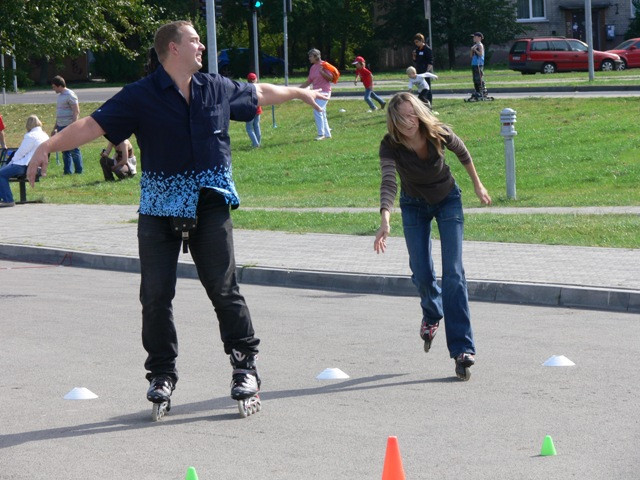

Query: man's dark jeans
(138, 190), (259, 384)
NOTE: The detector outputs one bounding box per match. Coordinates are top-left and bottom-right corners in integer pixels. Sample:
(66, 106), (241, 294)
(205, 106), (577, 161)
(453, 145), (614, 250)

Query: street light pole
(283, 0), (289, 86)
(252, 8), (260, 78)
(206, 0), (218, 73)
(424, 0), (433, 49)
(585, 0), (594, 81)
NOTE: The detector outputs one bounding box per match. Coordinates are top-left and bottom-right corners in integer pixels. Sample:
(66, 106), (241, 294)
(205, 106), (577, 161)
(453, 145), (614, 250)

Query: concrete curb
(2, 243), (638, 314)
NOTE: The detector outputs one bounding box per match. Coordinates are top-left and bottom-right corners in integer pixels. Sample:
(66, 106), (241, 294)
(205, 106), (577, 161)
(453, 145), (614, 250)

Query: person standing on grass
(412, 33), (434, 106)
(27, 20), (327, 411)
(0, 114), (6, 150)
(51, 75), (83, 174)
(299, 48), (333, 141)
(352, 56), (386, 112)
(373, 92), (491, 381)
(470, 32), (487, 98)
(245, 73), (262, 147)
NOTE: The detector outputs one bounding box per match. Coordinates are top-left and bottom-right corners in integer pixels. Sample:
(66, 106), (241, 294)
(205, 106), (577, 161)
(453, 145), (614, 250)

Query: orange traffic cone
(381, 436), (406, 480)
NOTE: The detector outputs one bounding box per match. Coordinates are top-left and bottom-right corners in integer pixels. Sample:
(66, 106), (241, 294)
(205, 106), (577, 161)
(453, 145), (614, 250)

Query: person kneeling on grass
(100, 138), (137, 181)
(0, 115), (49, 208)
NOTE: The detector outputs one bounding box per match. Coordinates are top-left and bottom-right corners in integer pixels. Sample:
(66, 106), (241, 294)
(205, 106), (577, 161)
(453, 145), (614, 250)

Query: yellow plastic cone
(185, 467), (199, 480)
(381, 436), (406, 480)
(540, 435), (557, 456)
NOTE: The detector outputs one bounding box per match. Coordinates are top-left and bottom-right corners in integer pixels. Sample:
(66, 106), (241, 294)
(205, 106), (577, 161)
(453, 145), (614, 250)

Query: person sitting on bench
(0, 115), (49, 208)
(99, 138), (137, 181)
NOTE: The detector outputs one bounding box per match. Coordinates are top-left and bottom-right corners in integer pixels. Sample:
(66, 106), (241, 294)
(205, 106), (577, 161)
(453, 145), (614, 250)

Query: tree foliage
(212, 0), (376, 71)
(376, 0), (528, 67)
(0, 0), (160, 69)
(0, 0), (533, 84)
(625, 0), (640, 38)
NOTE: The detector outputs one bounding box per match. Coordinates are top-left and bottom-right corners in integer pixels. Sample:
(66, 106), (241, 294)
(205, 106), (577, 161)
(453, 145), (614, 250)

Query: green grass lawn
(1, 95), (638, 248)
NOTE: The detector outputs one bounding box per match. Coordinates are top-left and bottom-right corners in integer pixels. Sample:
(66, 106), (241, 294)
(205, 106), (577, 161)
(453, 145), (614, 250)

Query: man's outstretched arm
(255, 83), (328, 112)
(27, 116), (105, 186)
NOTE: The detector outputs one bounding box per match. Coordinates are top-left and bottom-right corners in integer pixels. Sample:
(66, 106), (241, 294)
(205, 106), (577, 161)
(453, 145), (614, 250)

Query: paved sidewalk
(1, 204), (638, 312)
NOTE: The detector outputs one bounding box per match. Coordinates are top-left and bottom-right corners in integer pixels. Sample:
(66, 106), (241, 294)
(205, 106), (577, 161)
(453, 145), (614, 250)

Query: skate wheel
(455, 365), (471, 381)
(237, 395), (261, 418)
(151, 400), (170, 421)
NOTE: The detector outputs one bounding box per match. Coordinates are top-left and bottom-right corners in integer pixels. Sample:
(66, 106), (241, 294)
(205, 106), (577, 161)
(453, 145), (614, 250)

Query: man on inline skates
(27, 20), (327, 420)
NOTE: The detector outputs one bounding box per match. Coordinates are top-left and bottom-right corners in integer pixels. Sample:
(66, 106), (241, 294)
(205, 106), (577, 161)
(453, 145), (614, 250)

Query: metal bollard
(500, 108), (518, 200)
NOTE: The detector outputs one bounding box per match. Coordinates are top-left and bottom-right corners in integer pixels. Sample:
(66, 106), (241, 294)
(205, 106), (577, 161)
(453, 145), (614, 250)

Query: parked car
(509, 37), (622, 74)
(605, 38), (640, 70)
(217, 48), (284, 76)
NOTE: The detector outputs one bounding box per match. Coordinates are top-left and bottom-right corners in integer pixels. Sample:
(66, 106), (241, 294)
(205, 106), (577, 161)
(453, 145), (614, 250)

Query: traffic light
(198, 0), (222, 19)
(242, 0), (262, 9)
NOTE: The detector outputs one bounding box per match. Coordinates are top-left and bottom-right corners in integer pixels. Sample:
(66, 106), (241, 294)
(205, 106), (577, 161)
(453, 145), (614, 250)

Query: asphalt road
(1, 260), (638, 479)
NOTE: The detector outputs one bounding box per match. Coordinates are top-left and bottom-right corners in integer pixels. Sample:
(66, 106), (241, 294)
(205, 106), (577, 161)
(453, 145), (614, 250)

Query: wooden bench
(0, 147), (42, 204)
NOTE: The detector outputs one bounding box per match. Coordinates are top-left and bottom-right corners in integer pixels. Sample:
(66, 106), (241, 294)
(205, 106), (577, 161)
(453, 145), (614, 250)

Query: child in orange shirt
(353, 56), (386, 112)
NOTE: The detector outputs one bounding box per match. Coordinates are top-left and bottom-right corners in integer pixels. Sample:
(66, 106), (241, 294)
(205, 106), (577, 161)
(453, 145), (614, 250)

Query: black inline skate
(147, 376), (174, 421)
(464, 90), (494, 102)
(454, 353), (475, 381)
(230, 349), (262, 418)
(420, 320), (440, 353)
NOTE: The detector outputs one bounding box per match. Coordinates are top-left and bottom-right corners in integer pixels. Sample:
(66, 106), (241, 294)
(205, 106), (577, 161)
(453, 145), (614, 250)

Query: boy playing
(470, 32), (487, 98)
(353, 56), (385, 111)
(406, 66), (438, 108)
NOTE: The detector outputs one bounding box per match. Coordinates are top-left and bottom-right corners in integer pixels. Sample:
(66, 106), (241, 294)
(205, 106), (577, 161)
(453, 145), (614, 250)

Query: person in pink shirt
(300, 48), (332, 141)
(0, 114), (6, 149)
(353, 55), (385, 112)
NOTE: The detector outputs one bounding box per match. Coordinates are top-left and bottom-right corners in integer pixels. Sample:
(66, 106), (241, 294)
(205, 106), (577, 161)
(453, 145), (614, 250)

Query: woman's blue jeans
(137, 190), (259, 383)
(312, 98), (331, 137)
(400, 186), (475, 358)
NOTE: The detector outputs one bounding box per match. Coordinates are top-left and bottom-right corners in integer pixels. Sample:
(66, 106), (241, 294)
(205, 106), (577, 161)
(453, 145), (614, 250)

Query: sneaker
(455, 352), (475, 367)
(420, 320), (439, 353)
(315, 135), (325, 141)
(0, 201), (15, 208)
(454, 353), (475, 381)
(380, 102), (386, 110)
(146, 376), (175, 404)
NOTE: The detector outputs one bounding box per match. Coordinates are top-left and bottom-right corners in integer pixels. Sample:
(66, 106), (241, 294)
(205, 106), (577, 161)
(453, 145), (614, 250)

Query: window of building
(517, 0), (546, 20)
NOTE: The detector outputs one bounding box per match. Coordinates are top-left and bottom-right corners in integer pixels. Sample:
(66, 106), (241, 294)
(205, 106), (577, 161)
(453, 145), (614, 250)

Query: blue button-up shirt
(91, 65), (257, 218)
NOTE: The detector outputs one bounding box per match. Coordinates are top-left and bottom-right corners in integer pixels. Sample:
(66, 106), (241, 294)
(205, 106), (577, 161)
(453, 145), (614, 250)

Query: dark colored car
(509, 37), (622, 74)
(605, 38), (640, 70)
(217, 48), (284, 76)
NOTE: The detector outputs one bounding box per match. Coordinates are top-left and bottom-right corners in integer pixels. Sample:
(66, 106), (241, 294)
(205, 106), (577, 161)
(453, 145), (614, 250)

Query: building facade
(516, 0), (636, 50)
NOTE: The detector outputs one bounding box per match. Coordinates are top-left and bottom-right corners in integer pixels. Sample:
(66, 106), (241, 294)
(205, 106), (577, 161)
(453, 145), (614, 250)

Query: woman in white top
(0, 115), (49, 207)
